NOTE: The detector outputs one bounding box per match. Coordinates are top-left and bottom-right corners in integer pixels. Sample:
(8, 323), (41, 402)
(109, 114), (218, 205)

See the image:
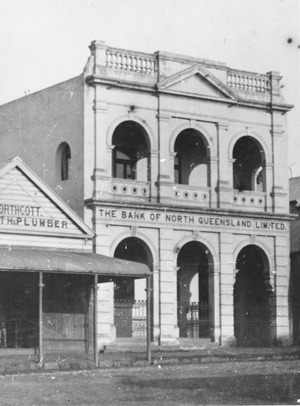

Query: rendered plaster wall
(0, 76), (85, 217)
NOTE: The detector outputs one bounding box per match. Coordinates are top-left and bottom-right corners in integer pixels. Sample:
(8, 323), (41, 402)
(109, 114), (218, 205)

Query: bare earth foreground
(0, 360), (300, 405)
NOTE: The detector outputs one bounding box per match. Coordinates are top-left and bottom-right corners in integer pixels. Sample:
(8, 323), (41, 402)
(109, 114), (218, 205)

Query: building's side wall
(0, 76), (85, 217)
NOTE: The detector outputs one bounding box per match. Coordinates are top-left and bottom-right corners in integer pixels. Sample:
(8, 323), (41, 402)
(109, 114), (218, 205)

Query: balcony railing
(227, 70), (270, 93)
(233, 190), (266, 210)
(111, 178), (150, 200)
(173, 184), (211, 206)
(106, 48), (156, 75)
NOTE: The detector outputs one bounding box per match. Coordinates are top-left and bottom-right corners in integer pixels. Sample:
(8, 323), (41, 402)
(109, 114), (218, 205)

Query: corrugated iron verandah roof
(0, 246), (151, 278)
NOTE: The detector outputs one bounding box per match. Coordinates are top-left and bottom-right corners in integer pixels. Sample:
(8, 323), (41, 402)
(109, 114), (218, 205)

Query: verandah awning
(0, 246), (150, 278)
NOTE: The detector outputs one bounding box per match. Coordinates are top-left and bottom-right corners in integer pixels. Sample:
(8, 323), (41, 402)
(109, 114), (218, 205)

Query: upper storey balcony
(87, 41), (291, 212)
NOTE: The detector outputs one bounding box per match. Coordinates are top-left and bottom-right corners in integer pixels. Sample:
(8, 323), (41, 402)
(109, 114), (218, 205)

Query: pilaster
(159, 228), (179, 344)
(216, 122), (232, 208)
(152, 265), (160, 342)
(219, 233), (235, 346)
(265, 162), (273, 212)
(271, 128), (288, 213)
(274, 235), (291, 345)
(150, 150), (159, 202)
(157, 113), (172, 181)
(93, 95), (111, 200)
(210, 156), (219, 208)
(89, 40), (107, 75)
(209, 266), (220, 343)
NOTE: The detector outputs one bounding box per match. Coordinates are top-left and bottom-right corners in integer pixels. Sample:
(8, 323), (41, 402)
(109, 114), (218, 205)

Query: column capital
(270, 129), (284, 137)
(216, 121), (229, 131)
(157, 113), (171, 121)
(93, 100), (108, 112)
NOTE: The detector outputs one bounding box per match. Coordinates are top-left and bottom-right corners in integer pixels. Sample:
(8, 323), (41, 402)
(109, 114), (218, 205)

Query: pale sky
(0, 0), (299, 174)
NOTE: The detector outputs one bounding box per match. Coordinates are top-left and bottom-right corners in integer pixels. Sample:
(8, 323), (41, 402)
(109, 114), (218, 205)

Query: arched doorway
(177, 241), (211, 338)
(234, 245), (271, 347)
(114, 237), (153, 339)
(174, 129), (210, 187)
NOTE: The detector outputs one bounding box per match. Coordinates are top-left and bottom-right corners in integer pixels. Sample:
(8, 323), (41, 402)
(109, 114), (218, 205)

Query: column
(219, 233), (235, 346)
(265, 162), (273, 212)
(209, 267), (220, 343)
(150, 149), (159, 202)
(210, 156), (219, 208)
(159, 228), (178, 344)
(92, 88), (111, 200)
(157, 111), (173, 204)
(152, 265), (160, 342)
(271, 128), (289, 213)
(216, 122), (232, 208)
(274, 235), (291, 345)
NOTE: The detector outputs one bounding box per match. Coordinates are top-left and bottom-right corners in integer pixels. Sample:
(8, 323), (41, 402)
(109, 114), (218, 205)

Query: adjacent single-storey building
(0, 156), (151, 362)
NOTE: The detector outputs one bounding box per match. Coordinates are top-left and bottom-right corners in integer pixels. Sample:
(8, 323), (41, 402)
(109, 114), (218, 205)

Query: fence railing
(178, 302), (209, 338)
(114, 300), (147, 338)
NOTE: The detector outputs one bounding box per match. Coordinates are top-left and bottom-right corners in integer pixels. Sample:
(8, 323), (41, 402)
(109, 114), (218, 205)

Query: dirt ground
(0, 360), (300, 405)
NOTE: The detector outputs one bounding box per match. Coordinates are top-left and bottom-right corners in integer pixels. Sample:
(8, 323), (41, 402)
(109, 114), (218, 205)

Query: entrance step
(104, 338), (219, 353)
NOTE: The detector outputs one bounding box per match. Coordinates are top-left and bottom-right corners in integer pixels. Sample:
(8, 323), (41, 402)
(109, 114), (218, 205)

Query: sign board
(97, 207), (288, 232)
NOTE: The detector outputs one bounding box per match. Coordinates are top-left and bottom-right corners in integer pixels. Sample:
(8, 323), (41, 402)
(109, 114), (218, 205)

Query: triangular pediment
(157, 64), (238, 100)
(0, 157), (94, 239)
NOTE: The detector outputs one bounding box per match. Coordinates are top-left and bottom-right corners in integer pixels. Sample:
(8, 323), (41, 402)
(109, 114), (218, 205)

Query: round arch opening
(234, 244), (272, 347)
(177, 241), (212, 339)
(174, 129), (210, 187)
(232, 136), (265, 192)
(112, 121), (150, 182)
(113, 237), (153, 339)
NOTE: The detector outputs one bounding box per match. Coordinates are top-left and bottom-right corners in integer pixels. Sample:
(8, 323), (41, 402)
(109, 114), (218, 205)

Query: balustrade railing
(227, 71), (270, 93)
(111, 179), (150, 200)
(173, 184), (211, 206)
(106, 48), (156, 75)
(233, 190), (266, 210)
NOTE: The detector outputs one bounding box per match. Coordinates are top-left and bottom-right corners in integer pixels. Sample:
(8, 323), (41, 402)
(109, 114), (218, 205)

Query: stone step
(104, 338), (219, 353)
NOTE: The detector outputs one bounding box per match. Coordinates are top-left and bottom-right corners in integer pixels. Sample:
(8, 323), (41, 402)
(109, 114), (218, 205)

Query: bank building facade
(0, 40), (293, 348)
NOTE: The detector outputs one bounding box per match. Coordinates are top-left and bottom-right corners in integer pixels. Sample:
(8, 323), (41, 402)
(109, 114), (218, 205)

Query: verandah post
(146, 276), (151, 364)
(94, 274), (98, 366)
(38, 272), (43, 366)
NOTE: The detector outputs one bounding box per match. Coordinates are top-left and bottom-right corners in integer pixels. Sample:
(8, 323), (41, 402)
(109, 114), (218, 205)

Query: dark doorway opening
(0, 272), (39, 348)
(234, 245), (271, 347)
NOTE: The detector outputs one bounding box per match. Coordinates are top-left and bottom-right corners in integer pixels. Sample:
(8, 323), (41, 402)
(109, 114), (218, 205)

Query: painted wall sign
(98, 207), (288, 232)
(0, 202), (69, 230)
(0, 166), (86, 236)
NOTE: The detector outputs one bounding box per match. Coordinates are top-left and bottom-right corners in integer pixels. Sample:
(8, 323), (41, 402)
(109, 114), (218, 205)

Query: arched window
(56, 142), (71, 181)
(233, 136), (265, 192)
